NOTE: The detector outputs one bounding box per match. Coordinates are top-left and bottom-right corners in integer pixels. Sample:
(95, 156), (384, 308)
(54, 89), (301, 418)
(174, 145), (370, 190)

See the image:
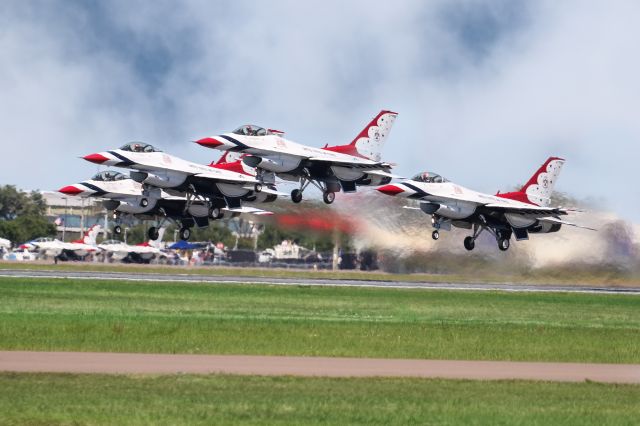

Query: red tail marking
(347, 110), (397, 146)
(496, 156), (565, 206)
(322, 110), (397, 160)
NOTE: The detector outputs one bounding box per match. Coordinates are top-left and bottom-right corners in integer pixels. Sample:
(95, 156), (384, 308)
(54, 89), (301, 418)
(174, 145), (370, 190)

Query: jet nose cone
(83, 153), (109, 164)
(196, 137), (224, 148)
(377, 184), (404, 196)
(58, 185), (83, 195)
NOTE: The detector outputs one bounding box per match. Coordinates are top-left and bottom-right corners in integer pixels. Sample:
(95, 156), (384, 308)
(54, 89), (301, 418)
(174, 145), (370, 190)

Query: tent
(168, 240), (207, 250)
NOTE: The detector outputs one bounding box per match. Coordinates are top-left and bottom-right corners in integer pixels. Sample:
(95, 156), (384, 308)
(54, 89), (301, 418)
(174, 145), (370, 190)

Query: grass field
(1, 277), (639, 362)
(1, 260), (638, 286)
(0, 373), (638, 425)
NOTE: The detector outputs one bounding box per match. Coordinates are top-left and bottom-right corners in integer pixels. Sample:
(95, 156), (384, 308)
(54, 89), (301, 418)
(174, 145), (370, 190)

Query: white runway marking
(0, 269), (638, 295)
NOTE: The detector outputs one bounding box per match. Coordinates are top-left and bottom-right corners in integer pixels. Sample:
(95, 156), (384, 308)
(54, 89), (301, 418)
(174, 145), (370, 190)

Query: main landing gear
(463, 223), (512, 251)
(290, 173), (336, 204)
(431, 230), (439, 240)
(179, 227), (191, 241)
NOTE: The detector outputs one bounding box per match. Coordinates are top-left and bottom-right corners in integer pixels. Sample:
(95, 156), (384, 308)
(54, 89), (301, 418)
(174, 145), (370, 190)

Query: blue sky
(0, 0), (638, 221)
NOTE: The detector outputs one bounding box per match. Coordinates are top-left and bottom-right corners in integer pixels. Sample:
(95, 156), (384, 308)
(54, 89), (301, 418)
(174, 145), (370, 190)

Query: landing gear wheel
(322, 191), (335, 204)
(254, 183), (263, 193)
(140, 198), (149, 207)
(179, 227), (191, 241)
(147, 226), (159, 241)
(210, 207), (223, 220)
(464, 236), (475, 251)
(114, 225), (122, 235)
(291, 189), (303, 204)
(498, 238), (510, 251)
(432, 230), (440, 241)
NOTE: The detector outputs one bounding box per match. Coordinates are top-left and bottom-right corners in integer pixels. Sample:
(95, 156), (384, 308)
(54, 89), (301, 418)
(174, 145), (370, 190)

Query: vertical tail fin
(497, 157), (565, 206)
(323, 110), (398, 161)
(82, 224), (102, 245)
(209, 151), (253, 176)
(212, 151), (243, 165)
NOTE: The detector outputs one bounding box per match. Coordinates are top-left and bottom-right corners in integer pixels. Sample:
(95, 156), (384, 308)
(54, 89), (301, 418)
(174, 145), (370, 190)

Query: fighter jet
(376, 157), (592, 251)
(82, 142), (274, 215)
(59, 170), (200, 240)
(31, 225), (102, 259)
(60, 162), (275, 240)
(99, 228), (166, 263)
(196, 110), (398, 204)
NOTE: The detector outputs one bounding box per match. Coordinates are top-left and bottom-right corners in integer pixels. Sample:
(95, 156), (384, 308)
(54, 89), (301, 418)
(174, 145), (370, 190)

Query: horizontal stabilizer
(223, 206), (274, 216)
(539, 217), (597, 231)
(367, 169), (404, 179)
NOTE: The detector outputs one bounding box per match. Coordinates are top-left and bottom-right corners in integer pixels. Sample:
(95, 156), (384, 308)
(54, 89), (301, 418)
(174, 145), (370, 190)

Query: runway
(1, 351), (638, 383)
(0, 268), (638, 295)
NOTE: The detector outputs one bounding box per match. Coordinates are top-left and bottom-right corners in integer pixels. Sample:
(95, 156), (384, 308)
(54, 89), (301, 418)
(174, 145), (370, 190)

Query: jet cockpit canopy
(232, 124), (271, 137)
(120, 142), (162, 153)
(91, 170), (128, 182)
(412, 171), (448, 183)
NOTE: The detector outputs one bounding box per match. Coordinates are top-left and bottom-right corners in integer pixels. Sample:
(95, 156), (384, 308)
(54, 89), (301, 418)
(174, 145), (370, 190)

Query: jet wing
(367, 169), (404, 179)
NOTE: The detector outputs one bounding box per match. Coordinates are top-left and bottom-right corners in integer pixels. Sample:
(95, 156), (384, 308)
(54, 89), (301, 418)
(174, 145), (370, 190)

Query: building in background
(41, 191), (105, 241)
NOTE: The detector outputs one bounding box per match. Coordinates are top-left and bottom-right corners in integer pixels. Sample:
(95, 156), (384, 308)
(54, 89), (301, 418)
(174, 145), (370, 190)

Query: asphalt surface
(0, 268), (639, 294)
(1, 351), (639, 383)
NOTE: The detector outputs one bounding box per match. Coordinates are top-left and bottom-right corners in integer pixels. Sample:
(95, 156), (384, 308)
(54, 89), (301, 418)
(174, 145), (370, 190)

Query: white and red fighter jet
(31, 225), (102, 259)
(60, 160), (275, 241)
(377, 157), (592, 251)
(196, 110), (398, 204)
(82, 142), (275, 214)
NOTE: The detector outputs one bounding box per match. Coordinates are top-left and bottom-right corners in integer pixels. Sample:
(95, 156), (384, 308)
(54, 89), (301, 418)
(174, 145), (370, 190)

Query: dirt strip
(1, 351), (639, 383)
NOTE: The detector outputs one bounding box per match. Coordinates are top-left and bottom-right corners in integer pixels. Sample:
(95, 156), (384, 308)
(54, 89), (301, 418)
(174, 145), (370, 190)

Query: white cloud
(0, 0), (637, 222)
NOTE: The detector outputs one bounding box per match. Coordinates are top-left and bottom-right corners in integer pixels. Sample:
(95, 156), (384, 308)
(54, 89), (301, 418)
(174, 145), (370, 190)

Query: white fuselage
(216, 133), (380, 167)
(389, 180), (540, 224)
(91, 150), (258, 197)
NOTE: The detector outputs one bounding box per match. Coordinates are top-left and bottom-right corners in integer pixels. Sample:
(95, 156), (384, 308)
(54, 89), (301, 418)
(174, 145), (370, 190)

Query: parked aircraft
(82, 142), (274, 217)
(376, 157), (592, 251)
(31, 225), (102, 259)
(196, 110), (398, 204)
(98, 228), (166, 263)
(0, 238), (11, 250)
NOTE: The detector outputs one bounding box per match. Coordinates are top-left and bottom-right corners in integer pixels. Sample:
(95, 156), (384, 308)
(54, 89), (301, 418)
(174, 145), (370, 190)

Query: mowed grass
(1, 373), (639, 425)
(1, 277), (639, 362)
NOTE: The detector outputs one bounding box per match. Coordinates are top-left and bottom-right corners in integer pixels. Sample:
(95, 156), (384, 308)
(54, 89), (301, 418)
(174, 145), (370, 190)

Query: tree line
(0, 185), (56, 244)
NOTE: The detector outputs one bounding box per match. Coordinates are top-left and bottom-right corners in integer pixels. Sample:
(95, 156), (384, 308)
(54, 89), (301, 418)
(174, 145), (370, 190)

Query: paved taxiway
(1, 351), (639, 384)
(0, 268), (638, 295)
